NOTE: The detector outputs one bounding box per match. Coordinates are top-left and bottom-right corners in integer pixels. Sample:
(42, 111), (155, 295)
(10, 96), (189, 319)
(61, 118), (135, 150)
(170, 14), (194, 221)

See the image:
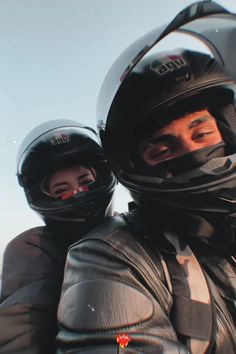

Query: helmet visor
(97, 1), (236, 131)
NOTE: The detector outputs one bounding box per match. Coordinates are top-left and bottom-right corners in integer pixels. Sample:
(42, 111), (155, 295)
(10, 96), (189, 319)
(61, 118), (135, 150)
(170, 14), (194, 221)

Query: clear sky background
(1, 0), (236, 262)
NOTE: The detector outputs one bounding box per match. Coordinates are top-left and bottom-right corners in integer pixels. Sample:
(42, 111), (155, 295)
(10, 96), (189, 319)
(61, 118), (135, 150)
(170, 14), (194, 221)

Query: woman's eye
(78, 176), (95, 185)
(83, 179), (94, 185)
(54, 188), (70, 196)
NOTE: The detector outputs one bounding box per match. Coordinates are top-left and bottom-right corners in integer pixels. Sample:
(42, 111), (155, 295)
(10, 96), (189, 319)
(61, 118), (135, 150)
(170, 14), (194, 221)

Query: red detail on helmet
(78, 185), (89, 192)
(61, 185), (90, 200)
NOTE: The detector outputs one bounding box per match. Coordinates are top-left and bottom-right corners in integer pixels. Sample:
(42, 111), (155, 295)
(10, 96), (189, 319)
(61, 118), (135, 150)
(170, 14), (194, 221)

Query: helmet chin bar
(116, 150), (236, 215)
(124, 153), (236, 192)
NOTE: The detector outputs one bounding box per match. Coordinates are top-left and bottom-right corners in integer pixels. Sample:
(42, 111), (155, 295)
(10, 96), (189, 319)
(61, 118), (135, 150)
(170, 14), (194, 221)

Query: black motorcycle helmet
(96, 1), (236, 249)
(17, 119), (116, 228)
(97, 48), (236, 218)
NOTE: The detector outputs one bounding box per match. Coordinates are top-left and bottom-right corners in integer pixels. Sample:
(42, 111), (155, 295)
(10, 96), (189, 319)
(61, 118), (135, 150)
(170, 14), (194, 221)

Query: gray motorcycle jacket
(56, 213), (236, 354)
(0, 226), (68, 354)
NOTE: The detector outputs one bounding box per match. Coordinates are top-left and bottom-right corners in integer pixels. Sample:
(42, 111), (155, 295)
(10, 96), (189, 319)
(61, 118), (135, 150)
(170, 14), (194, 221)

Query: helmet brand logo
(150, 55), (189, 76)
(50, 133), (70, 146)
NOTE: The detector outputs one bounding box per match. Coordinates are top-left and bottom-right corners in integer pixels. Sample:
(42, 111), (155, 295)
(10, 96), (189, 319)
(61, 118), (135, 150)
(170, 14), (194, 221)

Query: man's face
(139, 109), (223, 166)
(46, 165), (96, 199)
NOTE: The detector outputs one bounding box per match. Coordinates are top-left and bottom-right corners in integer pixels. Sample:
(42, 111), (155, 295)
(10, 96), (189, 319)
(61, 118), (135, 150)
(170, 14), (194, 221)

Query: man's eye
(154, 148), (170, 156)
(150, 146), (171, 158)
(194, 130), (213, 139)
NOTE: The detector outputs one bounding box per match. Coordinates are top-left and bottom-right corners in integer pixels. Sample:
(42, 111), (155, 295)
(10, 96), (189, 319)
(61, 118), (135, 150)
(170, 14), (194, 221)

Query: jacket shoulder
(69, 213), (167, 296)
(5, 226), (49, 251)
(1, 226), (64, 301)
(71, 213), (137, 250)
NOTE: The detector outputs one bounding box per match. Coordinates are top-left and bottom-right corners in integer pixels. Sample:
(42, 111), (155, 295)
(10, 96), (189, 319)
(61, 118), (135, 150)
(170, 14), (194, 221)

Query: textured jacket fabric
(0, 226), (69, 354)
(56, 213), (236, 354)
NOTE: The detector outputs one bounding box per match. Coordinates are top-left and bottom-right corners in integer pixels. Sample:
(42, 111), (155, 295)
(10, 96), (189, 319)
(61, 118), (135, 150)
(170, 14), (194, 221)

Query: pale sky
(1, 0), (236, 261)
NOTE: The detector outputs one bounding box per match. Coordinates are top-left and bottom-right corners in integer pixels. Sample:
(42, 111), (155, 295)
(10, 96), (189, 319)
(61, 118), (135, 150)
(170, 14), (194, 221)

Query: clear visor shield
(97, 0), (236, 130)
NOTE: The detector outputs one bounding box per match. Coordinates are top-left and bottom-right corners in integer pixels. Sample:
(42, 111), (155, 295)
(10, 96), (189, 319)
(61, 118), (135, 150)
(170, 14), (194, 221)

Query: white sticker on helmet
(50, 133), (70, 146)
(150, 55), (189, 76)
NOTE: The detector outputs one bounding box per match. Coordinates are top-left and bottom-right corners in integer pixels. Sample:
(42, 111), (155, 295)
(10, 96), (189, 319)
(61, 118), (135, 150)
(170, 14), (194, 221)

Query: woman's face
(47, 165), (96, 199)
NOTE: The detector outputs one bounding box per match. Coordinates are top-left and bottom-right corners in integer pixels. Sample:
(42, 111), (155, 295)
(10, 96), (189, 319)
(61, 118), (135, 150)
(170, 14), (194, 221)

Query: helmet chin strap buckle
(61, 185), (89, 200)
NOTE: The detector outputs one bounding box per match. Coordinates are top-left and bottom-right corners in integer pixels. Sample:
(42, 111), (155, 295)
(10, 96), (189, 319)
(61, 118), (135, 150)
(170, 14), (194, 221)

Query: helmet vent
(219, 103), (236, 131)
(205, 58), (216, 73)
(176, 72), (191, 84)
(126, 173), (164, 185)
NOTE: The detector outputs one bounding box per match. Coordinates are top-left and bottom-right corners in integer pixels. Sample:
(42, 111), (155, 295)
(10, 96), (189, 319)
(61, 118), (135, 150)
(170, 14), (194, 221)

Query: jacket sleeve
(0, 229), (64, 354)
(56, 235), (190, 354)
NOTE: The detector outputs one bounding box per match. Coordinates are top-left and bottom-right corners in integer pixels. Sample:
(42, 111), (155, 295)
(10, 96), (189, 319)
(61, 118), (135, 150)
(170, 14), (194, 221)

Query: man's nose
(180, 138), (200, 154)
